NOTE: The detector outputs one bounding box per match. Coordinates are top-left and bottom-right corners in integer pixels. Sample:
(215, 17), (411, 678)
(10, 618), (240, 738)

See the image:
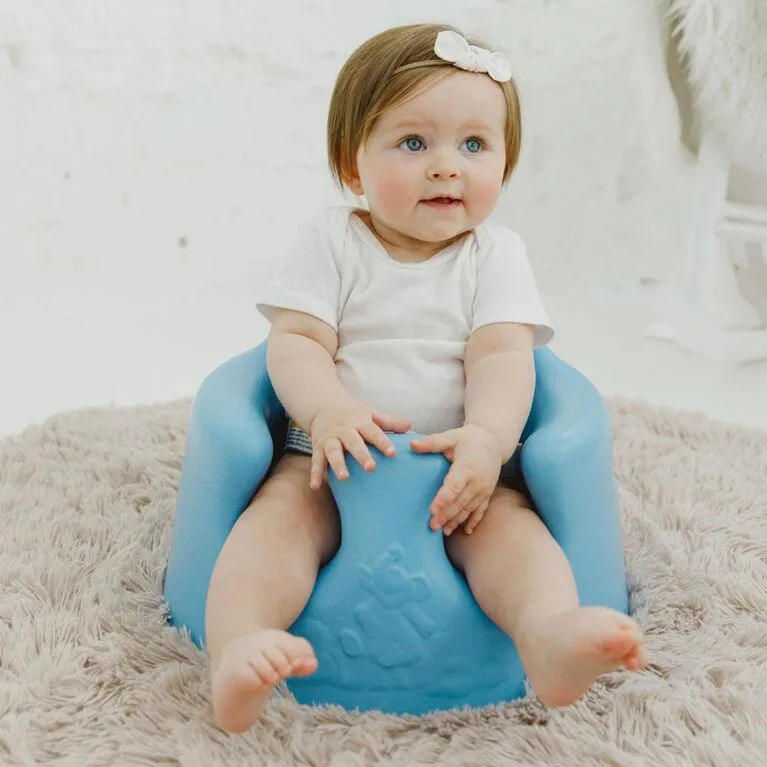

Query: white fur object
(669, 0), (767, 165)
(1, 399), (767, 762)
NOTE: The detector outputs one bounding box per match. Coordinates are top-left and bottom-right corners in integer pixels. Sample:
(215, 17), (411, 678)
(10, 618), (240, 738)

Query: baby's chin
(408, 221), (474, 245)
(372, 209), (475, 252)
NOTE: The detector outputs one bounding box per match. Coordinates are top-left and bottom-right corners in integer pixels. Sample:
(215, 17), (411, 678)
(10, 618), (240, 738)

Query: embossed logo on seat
(339, 544), (437, 668)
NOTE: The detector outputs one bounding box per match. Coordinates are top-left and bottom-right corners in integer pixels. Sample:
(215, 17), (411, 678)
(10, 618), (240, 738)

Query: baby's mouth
(421, 196), (463, 208)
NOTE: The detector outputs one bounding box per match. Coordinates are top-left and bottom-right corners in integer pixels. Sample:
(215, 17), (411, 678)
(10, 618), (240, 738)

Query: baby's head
(327, 23), (522, 247)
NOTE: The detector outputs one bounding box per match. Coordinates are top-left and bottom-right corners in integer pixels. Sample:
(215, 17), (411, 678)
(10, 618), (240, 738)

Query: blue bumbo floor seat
(163, 342), (629, 715)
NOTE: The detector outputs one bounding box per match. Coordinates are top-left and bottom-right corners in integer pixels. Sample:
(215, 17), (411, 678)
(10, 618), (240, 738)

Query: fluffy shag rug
(1, 398), (767, 766)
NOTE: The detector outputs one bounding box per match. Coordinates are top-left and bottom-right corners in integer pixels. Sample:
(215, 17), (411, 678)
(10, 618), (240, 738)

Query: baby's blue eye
(462, 138), (483, 154)
(400, 136), (425, 152)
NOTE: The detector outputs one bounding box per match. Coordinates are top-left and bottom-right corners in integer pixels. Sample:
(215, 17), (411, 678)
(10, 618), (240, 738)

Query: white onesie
(257, 206), (554, 436)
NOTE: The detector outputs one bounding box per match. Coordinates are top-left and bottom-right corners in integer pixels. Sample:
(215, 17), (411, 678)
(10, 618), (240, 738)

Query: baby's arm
(267, 309), (411, 488)
(410, 322), (535, 535)
(267, 308), (346, 434)
(463, 322), (536, 462)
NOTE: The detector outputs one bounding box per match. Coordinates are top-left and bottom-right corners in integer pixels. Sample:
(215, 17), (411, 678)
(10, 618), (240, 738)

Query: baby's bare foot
(519, 607), (646, 707)
(211, 629), (318, 732)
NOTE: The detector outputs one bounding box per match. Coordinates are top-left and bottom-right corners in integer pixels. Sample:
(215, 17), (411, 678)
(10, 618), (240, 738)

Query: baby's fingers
(440, 485), (483, 533)
(324, 437), (349, 482)
(341, 431), (376, 472)
(410, 430), (458, 455)
(358, 423), (396, 458)
(430, 466), (468, 517)
(443, 506), (473, 536)
(372, 409), (412, 434)
(464, 501), (489, 535)
(310, 451), (327, 490)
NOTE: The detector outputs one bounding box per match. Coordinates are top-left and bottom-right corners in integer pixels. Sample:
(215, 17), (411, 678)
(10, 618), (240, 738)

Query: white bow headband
(433, 30), (512, 83)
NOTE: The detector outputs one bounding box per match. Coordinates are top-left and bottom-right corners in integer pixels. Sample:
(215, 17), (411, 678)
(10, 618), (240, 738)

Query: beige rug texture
(1, 398), (766, 766)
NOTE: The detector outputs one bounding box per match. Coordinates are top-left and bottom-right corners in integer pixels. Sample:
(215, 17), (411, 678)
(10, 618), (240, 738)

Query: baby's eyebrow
(386, 118), (438, 132)
(385, 117), (496, 134)
(460, 119), (495, 132)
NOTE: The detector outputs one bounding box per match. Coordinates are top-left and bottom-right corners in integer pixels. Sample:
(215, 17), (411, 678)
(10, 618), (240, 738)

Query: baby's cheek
(377, 172), (413, 212)
(471, 174), (504, 217)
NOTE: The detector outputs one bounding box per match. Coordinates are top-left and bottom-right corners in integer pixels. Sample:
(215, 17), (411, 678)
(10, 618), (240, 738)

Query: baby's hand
(410, 425), (503, 536)
(309, 398), (411, 489)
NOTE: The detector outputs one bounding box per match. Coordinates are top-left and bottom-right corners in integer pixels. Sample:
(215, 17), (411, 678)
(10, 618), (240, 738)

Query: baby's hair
(327, 23), (522, 190)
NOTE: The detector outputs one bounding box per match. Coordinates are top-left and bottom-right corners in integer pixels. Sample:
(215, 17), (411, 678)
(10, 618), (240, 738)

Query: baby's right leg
(205, 453), (340, 733)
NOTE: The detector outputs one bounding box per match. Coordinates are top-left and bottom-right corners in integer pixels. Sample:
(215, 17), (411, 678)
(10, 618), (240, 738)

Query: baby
(206, 23), (646, 733)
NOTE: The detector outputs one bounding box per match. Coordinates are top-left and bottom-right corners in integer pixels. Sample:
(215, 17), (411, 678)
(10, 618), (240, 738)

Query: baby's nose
(427, 153), (460, 180)
(427, 165), (460, 180)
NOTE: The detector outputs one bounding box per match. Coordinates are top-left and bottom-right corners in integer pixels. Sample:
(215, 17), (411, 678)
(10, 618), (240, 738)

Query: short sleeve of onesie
(471, 226), (554, 347)
(256, 209), (343, 331)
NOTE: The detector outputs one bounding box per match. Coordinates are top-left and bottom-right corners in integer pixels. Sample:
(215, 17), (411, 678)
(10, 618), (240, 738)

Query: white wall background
(1, 0), (765, 435)
(2, 0), (688, 284)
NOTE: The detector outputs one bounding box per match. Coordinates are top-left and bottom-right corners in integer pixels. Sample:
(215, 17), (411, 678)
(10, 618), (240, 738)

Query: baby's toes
(282, 638), (318, 676)
(289, 645), (319, 674)
(248, 654), (282, 686)
(290, 647), (319, 676)
(622, 643), (647, 671)
(263, 646), (292, 678)
(599, 629), (639, 661)
(291, 655), (319, 677)
(282, 636), (314, 660)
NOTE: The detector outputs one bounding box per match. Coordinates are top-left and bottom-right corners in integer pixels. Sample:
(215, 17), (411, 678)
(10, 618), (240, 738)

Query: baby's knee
(479, 486), (535, 532)
(489, 484), (532, 511)
(258, 455), (340, 554)
(260, 454), (315, 503)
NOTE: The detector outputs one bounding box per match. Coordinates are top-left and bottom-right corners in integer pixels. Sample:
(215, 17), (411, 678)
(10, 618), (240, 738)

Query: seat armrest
(164, 343), (284, 646)
(521, 348), (628, 612)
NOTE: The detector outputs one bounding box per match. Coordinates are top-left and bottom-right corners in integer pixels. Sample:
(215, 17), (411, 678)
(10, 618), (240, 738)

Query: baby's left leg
(444, 486), (646, 707)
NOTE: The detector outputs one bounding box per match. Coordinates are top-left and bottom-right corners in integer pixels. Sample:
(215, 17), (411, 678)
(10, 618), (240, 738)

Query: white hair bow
(434, 30), (512, 83)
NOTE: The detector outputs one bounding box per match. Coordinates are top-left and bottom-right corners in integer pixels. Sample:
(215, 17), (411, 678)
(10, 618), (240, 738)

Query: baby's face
(353, 70), (507, 251)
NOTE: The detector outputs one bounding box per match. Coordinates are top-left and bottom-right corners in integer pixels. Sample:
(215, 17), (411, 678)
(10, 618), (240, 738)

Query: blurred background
(1, 0), (766, 437)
